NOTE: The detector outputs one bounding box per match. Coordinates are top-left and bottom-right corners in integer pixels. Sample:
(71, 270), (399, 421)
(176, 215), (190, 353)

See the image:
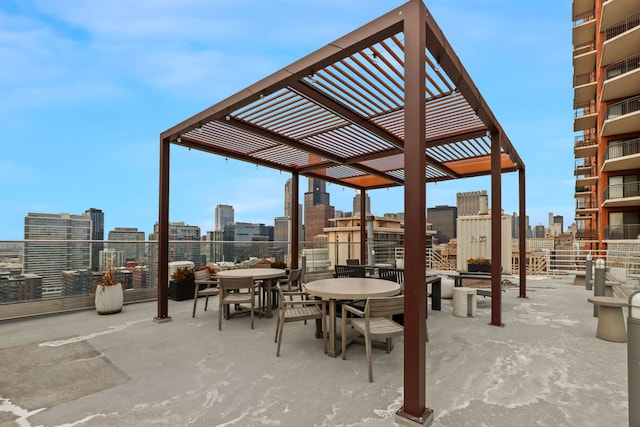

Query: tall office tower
(572, 0), (640, 251)
(534, 224), (546, 239)
(284, 178), (293, 217)
(107, 227), (146, 265)
(305, 204), (336, 242)
(23, 212), (92, 298)
(84, 208), (104, 271)
(426, 205), (457, 245)
(456, 190), (487, 216)
(215, 204), (234, 231)
(303, 178), (333, 244)
(304, 178), (330, 207)
(352, 190), (371, 215)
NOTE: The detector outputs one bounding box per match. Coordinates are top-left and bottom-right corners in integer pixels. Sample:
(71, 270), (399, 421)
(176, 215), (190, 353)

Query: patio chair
(275, 284), (327, 356)
(273, 268), (302, 305)
(341, 295), (404, 382)
(218, 276), (259, 330)
(192, 269), (219, 318)
(346, 259), (361, 265)
(333, 264), (366, 278)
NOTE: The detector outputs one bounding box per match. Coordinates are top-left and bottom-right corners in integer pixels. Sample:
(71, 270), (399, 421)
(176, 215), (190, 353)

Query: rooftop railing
(3, 239), (640, 321)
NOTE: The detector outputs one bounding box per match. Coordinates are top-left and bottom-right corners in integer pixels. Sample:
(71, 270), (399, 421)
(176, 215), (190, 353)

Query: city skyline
(1, 1), (574, 240)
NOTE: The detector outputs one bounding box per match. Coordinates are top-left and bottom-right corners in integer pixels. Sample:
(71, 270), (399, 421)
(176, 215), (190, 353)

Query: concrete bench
(587, 296), (627, 342)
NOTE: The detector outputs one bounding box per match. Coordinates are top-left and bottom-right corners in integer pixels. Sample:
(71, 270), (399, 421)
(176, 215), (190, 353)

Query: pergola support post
(490, 131), (502, 327)
(155, 137), (171, 323)
(291, 172), (299, 270)
(360, 189), (367, 265)
(396, 0), (433, 425)
(518, 167), (527, 298)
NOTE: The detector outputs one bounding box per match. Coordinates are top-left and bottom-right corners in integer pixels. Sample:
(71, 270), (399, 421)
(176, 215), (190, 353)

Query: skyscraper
(303, 178), (333, 243)
(23, 212), (92, 298)
(84, 208), (104, 271)
(107, 227), (146, 264)
(427, 205), (457, 245)
(215, 204), (234, 231)
(572, 0), (640, 250)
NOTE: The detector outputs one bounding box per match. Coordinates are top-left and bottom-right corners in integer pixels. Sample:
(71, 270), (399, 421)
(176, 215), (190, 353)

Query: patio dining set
(190, 264), (408, 382)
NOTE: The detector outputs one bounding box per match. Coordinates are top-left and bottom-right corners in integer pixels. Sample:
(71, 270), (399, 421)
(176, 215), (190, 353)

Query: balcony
(573, 101), (597, 132)
(573, 42), (596, 76)
(601, 0), (640, 29)
(575, 197), (599, 214)
(574, 228), (598, 240)
(602, 54), (640, 101)
(603, 180), (640, 207)
(573, 71), (596, 106)
(574, 134), (598, 157)
(601, 11), (640, 66)
(602, 94), (640, 136)
(573, 0), (595, 22)
(572, 10), (596, 47)
(603, 137), (640, 172)
(574, 160), (598, 187)
(605, 223), (640, 240)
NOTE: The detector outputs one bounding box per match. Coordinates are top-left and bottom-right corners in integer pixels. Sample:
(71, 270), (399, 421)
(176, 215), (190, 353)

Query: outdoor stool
(587, 296), (627, 342)
(453, 288), (476, 318)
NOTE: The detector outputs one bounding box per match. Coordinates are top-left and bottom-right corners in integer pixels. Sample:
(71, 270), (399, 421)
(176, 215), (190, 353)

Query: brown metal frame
(158, 0), (526, 423)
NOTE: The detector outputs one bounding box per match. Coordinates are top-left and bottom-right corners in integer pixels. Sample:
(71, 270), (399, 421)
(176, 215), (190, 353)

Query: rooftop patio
(1, 276), (628, 426)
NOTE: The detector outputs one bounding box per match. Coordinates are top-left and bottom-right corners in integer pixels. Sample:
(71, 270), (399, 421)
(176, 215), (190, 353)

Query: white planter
(95, 283), (123, 314)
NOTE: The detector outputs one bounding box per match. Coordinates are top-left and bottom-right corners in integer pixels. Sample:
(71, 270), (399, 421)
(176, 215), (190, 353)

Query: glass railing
(3, 239), (640, 320)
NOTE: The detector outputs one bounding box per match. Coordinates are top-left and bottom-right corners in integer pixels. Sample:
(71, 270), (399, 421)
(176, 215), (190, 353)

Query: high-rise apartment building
(215, 204), (234, 231)
(84, 208), (104, 271)
(572, 0), (640, 250)
(107, 227), (146, 265)
(23, 212), (92, 298)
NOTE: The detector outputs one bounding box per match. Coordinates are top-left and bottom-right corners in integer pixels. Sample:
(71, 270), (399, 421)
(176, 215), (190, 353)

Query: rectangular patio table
(304, 277), (401, 357)
(216, 268), (286, 318)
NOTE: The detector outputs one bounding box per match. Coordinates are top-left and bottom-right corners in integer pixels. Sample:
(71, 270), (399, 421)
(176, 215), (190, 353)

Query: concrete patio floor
(0, 276), (629, 426)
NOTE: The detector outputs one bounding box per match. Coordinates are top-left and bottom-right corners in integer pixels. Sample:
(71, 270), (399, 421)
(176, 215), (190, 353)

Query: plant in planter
(169, 267), (196, 301)
(466, 257), (491, 273)
(95, 266), (124, 314)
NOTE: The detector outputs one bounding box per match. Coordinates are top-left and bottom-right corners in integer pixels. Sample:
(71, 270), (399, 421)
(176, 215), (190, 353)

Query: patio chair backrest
(378, 267), (404, 285)
(365, 295), (404, 319)
(334, 264), (366, 278)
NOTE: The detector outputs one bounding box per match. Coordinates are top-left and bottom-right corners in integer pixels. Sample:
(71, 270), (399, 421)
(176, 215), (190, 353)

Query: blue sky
(0, 0), (574, 240)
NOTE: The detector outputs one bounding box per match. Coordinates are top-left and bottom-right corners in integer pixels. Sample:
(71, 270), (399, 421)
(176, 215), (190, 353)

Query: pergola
(158, 0), (526, 424)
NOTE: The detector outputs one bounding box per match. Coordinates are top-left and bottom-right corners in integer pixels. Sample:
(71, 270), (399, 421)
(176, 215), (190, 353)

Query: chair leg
(192, 296), (198, 318)
(276, 314), (285, 356)
(341, 314), (348, 360)
(365, 334), (374, 383)
(275, 313), (281, 343)
(218, 293), (224, 331)
(204, 296), (209, 312)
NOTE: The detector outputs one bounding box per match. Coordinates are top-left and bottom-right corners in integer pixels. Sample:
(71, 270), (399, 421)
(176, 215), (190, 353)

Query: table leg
(326, 299), (340, 357)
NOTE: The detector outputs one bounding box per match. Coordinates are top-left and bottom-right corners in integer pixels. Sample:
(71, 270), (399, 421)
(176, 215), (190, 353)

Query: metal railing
(604, 137), (640, 161)
(605, 94), (640, 120)
(573, 10), (595, 26)
(604, 11), (640, 40)
(605, 224), (640, 240)
(604, 180), (640, 200)
(605, 53), (640, 80)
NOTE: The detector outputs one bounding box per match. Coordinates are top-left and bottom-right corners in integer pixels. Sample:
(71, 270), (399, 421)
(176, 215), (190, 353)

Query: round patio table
(305, 277), (401, 357)
(216, 268), (286, 318)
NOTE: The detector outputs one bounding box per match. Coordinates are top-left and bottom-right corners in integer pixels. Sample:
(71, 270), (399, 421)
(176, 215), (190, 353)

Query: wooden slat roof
(161, 0), (524, 190)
